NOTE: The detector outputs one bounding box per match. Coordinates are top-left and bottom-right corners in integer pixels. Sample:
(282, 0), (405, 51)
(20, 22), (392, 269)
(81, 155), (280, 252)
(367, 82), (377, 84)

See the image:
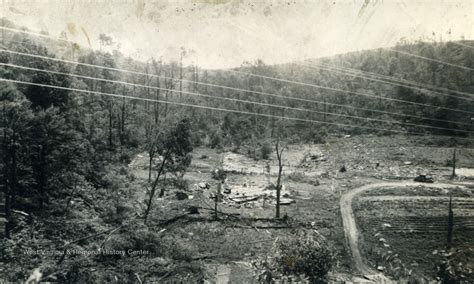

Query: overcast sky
(1, 0), (473, 69)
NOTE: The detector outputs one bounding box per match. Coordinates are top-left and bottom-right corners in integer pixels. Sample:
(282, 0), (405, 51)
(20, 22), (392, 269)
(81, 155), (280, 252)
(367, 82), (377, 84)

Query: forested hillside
(1, 19), (473, 150)
(1, 19), (473, 282)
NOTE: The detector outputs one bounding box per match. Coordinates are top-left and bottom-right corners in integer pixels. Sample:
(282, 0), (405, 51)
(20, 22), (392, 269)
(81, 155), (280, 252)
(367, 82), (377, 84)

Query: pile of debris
(213, 183), (295, 209)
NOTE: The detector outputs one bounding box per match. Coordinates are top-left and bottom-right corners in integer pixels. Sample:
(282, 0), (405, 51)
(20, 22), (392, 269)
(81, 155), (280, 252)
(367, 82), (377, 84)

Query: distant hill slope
(1, 18), (473, 144)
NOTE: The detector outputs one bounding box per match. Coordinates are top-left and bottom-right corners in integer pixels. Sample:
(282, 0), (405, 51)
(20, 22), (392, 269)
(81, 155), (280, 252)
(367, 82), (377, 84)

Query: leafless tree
(275, 139), (286, 219)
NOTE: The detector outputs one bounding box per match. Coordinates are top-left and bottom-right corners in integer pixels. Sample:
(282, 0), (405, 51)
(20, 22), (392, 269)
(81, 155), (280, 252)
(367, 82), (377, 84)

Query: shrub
(260, 142), (272, 160)
(445, 159), (453, 167)
(119, 152), (132, 164)
(209, 131), (222, 149)
(192, 131), (203, 147)
(211, 168), (227, 181)
(255, 232), (335, 282)
(168, 178), (189, 191)
(303, 126), (327, 144)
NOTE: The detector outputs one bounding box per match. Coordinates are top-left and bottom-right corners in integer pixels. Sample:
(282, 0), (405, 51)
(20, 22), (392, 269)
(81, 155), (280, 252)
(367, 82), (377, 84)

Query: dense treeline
(1, 20), (473, 152)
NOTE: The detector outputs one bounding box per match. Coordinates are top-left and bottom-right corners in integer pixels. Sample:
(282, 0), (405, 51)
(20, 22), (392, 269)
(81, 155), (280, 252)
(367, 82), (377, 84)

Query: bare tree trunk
(11, 132), (17, 205)
(120, 97), (125, 145)
(144, 64), (149, 111)
(119, 84), (126, 145)
(3, 149), (11, 239)
(154, 78), (160, 123)
(451, 149), (456, 178)
(323, 97), (327, 122)
(144, 148), (170, 223)
(38, 145), (47, 211)
(4, 185), (10, 239)
(275, 140), (285, 219)
(214, 184), (219, 219)
(108, 101), (113, 148)
(152, 59), (162, 124)
(447, 195), (454, 249)
(179, 54), (183, 101)
(148, 149), (154, 183)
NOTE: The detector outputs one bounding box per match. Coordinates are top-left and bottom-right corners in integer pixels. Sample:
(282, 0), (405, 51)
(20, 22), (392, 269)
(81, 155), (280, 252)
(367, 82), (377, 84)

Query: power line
(299, 61), (474, 101)
(387, 48), (474, 72)
(307, 58), (474, 98)
(0, 26), (77, 45)
(2, 48), (470, 126)
(4, 62), (473, 134)
(0, 62), (393, 124)
(313, 60), (474, 97)
(320, 60), (474, 98)
(223, 66), (474, 115)
(299, 61), (473, 101)
(3, 26), (473, 108)
(3, 78), (473, 142)
(2, 26), (474, 113)
(450, 41), (474, 50)
(5, 25), (474, 101)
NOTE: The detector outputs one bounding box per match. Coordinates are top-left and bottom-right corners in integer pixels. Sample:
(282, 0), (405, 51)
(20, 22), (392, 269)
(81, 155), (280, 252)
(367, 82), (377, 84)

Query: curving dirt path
(340, 181), (469, 282)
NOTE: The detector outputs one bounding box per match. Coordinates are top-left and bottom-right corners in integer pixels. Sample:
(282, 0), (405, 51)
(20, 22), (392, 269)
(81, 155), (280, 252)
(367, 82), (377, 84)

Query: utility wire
(298, 61), (474, 101)
(3, 62), (473, 134)
(1, 32), (473, 114)
(3, 78), (473, 142)
(223, 67), (474, 115)
(0, 26), (78, 44)
(387, 48), (474, 72)
(2, 48), (470, 126)
(450, 41), (474, 50)
(307, 59), (474, 98)
(3, 26), (473, 103)
(5, 26), (473, 99)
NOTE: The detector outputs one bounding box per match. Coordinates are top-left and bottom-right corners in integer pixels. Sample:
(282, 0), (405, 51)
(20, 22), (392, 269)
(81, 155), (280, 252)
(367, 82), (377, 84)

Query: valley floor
(2, 135), (474, 282)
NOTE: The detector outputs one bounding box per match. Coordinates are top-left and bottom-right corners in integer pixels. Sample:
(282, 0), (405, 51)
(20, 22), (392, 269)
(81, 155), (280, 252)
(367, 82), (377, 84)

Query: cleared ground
(127, 135), (474, 282)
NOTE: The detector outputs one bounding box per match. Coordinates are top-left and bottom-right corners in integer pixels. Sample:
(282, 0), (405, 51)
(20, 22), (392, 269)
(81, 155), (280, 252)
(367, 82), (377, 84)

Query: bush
(302, 126), (327, 144)
(255, 232), (334, 282)
(192, 131), (203, 147)
(209, 131), (222, 149)
(260, 142), (272, 160)
(211, 168), (227, 181)
(119, 152), (132, 164)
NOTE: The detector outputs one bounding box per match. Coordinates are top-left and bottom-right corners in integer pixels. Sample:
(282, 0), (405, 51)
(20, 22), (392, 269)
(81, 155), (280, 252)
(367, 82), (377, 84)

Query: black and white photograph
(0, 0), (473, 282)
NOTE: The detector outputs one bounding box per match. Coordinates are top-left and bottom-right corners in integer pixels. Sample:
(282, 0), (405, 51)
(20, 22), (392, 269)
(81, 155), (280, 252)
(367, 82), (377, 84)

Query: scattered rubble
(204, 183), (295, 208)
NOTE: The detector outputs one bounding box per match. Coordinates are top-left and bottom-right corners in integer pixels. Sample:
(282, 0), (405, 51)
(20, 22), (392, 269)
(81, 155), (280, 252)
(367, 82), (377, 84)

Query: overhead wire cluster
(0, 26), (473, 141)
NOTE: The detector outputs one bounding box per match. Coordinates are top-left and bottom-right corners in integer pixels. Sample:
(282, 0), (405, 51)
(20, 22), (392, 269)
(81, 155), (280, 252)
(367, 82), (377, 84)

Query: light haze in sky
(1, 0), (473, 69)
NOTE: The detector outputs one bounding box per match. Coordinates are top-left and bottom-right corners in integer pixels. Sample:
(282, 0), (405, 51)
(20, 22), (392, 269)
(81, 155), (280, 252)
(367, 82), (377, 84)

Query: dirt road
(340, 181), (469, 282)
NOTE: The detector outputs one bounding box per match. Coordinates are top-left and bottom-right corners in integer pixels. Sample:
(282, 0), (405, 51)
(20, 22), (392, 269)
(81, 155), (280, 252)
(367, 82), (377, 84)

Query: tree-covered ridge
(1, 19), (473, 147)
